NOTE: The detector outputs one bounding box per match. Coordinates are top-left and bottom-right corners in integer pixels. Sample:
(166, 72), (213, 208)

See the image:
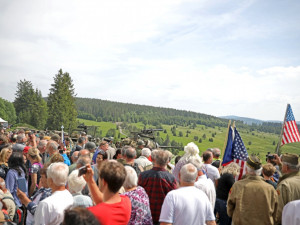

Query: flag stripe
(281, 105), (300, 146)
(287, 122), (296, 142)
(233, 159), (246, 181)
(291, 121), (300, 141)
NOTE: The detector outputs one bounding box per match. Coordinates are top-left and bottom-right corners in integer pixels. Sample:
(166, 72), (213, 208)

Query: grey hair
(67, 169), (86, 194)
(212, 148), (221, 157)
(187, 158), (203, 171)
(38, 140), (47, 148)
(154, 150), (169, 167)
(282, 161), (299, 171)
(141, 148), (151, 157)
(121, 146), (131, 157)
(123, 166), (138, 189)
(180, 163), (198, 183)
(17, 134), (25, 142)
(49, 141), (59, 151)
(47, 162), (69, 186)
(77, 156), (91, 167)
(151, 149), (159, 162)
(125, 147), (136, 159)
(246, 165), (262, 176)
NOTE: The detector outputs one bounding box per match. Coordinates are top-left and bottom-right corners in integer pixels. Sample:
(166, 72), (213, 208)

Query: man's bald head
(180, 163), (198, 184)
(79, 149), (90, 158)
(71, 151), (79, 163)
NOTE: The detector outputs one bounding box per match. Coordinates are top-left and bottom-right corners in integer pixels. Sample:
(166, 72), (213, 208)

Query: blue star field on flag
(232, 128), (248, 161)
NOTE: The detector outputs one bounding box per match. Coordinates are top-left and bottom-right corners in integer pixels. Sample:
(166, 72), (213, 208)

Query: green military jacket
(275, 171), (300, 225)
(227, 175), (278, 225)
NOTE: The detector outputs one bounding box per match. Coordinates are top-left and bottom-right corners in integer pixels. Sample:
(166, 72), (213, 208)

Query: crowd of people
(0, 128), (299, 225)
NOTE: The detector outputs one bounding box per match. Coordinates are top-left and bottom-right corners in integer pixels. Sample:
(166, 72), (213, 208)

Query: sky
(1, 0), (300, 121)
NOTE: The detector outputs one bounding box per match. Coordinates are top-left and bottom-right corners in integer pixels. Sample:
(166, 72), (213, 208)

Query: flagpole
(275, 104), (289, 155)
(220, 120), (231, 165)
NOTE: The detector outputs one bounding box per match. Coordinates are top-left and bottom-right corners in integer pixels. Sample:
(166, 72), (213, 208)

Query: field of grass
(77, 119), (300, 159)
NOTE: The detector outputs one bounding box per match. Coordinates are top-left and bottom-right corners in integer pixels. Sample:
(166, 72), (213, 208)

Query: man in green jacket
(274, 153), (300, 225)
(227, 154), (278, 225)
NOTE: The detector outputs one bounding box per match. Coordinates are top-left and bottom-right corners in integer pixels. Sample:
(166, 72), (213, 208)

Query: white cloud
(0, 0), (300, 121)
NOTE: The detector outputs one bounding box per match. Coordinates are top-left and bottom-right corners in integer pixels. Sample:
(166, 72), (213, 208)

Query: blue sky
(0, 0), (300, 121)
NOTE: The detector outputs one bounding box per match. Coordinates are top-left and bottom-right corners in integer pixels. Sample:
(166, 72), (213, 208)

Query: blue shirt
(5, 168), (28, 207)
(61, 153), (71, 166)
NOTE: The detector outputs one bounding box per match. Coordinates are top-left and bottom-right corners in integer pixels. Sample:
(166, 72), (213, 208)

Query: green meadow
(77, 118), (300, 159)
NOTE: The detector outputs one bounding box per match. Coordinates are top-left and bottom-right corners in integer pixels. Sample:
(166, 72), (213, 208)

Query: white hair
(141, 148), (151, 157)
(180, 163), (198, 183)
(187, 158), (203, 171)
(181, 142), (202, 163)
(68, 169), (87, 194)
(246, 165), (262, 176)
(47, 162), (69, 186)
(123, 166), (138, 189)
(151, 149), (159, 161)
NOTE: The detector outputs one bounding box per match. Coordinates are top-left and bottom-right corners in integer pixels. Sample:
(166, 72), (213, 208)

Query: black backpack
(2, 196), (24, 225)
(125, 163), (142, 177)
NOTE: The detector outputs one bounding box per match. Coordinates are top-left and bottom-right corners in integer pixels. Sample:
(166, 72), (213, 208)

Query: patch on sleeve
(277, 190), (280, 196)
(229, 187), (232, 194)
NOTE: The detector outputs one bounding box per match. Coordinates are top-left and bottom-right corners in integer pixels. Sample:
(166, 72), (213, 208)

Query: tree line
(76, 97), (285, 135)
(2, 70), (290, 137)
(12, 69), (77, 131)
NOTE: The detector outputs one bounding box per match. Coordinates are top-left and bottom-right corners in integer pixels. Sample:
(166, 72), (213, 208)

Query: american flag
(281, 104), (300, 145)
(222, 126), (248, 180)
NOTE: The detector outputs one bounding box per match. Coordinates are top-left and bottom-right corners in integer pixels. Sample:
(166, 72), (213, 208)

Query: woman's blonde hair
(0, 148), (12, 166)
(28, 147), (42, 163)
(221, 162), (241, 177)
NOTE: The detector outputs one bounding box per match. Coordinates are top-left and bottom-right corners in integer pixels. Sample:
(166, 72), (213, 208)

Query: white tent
(0, 118), (7, 123)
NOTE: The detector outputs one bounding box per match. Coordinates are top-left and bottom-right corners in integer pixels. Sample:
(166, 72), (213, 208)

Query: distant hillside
(75, 97), (286, 135)
(220, 115), (264, 125)
(75, 97), (229, 128)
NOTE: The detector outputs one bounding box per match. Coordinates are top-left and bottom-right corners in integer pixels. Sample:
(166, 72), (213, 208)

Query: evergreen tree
(163, 134), (170, 146)
(47, 69), (77, 131)
(13, 80), (47, 129)
(30, 89), (48, 129)
(14, 79), (35, 123)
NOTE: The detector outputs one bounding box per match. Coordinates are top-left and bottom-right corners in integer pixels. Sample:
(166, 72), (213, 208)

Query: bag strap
(2, 196), (16, 207)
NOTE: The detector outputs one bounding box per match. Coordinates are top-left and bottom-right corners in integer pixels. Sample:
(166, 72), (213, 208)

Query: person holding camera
(266, 152), (281, 183)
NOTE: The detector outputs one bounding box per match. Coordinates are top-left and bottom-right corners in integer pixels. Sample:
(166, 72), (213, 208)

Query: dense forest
(75, 97), (284, 135)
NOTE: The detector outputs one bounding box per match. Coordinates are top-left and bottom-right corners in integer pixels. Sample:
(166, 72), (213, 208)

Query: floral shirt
(123, 186), (153, 225)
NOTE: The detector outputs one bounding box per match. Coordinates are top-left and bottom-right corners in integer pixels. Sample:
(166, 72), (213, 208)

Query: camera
(266, 152), (275, 162)
(78, 166), (88, 176)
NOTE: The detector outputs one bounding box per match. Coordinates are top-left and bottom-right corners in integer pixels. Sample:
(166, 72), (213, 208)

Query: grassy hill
(77, 118), (300, 159)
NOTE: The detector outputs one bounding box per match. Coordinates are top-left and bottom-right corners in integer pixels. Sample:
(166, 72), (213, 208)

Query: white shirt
(203, 163), (220, 184)
(34, 189), (74, 225)
(159, 186), (215, 225)
(134, 156), (152, 168)
(282, 199), (300, 225)
(195, 175), (216, 210)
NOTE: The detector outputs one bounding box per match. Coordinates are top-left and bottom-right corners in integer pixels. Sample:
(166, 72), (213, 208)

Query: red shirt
(89, 195), (131, 225)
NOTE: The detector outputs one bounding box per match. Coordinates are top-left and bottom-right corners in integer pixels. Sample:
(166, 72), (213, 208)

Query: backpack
(2, 196), (24, 225)
(125, 163), (142, 177)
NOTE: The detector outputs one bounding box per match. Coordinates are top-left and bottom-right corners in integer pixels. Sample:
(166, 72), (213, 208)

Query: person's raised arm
(206, 221), (216, 225)
(83, 164), (103, 204)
